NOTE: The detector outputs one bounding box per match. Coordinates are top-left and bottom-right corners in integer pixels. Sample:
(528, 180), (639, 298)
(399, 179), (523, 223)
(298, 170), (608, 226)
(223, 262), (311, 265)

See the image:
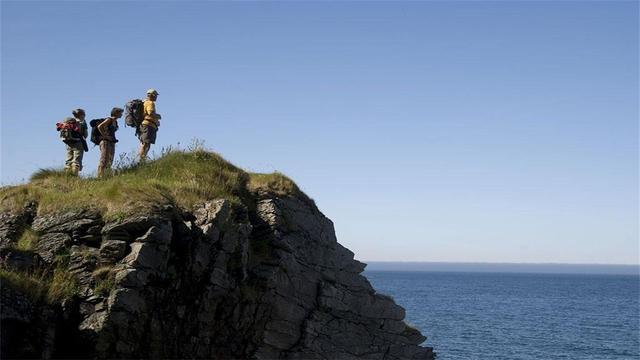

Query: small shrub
(30, 168), (70, 182)
(54, 248), (71, 266)
(15, 228), (38, 251)
(47, 266), (79, 303)
(2, 262), (79, 305)
(112, 151), (144, 175)
(93, 266), (115, 297)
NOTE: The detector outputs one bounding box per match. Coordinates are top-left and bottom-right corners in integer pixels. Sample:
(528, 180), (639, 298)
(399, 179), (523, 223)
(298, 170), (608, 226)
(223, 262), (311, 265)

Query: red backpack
(56, 118), (82, 143)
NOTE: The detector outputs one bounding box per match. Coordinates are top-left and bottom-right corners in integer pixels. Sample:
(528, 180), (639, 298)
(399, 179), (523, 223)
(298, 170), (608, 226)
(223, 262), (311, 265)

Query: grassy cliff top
(0, 149), (309, 220)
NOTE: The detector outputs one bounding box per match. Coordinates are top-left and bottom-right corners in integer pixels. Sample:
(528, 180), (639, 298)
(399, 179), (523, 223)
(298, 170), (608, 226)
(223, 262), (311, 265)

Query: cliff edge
(0, 150), (434, 359)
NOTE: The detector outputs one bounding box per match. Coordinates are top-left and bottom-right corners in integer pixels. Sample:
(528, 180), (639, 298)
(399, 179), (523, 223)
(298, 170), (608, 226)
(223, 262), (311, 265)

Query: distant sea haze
(364, 261), (640, 275)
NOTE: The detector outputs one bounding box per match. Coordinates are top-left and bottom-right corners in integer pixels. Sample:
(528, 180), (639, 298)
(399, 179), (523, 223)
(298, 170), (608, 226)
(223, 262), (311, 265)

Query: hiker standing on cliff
(57, 109), (88, 175)
(97, 107), (123, 177)
(138, 89), (161, 161)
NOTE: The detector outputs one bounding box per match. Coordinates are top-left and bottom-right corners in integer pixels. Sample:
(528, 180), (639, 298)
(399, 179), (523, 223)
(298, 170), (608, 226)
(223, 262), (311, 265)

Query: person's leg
(70, 148), (79, 175)
(72, 144), (84, 175)
(65, 145), (74, 172)
(105, 142), (115, 173)
(139, 142), (150, 161)
(138, 125), (156, 161)
(98, 141), (107, 177)
(138, 125), (150, 161)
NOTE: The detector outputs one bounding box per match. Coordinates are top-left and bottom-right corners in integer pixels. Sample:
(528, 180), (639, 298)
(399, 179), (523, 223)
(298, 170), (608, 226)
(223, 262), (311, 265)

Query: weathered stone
(191, 237), (213, 276)
(0, 249), (40, 272)
(32, 209), (101, 234)
(194, 199), (231, 227)
(123, 242), (169, 273)
(263, 325), (300, 349)
(108, 288), (146, 314)
(75, 233), (102, 247)
(0, 203), (36, 250)
(255, 199), (284, 231)
(79, 310), (107, 332)
(101, 216), (161, 242)
(114, 267), (152, 288)
(135, 223), (172, 245)
(69, 246), (100, 288)
(402, 324), (428, 344)
(0, 214), (25, 250)
(99, 240), (128, 264)
(35, 232), (71, 263)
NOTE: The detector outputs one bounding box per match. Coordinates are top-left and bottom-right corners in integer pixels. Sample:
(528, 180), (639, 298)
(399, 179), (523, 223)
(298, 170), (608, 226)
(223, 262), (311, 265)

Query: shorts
(138, 124), (157, 144)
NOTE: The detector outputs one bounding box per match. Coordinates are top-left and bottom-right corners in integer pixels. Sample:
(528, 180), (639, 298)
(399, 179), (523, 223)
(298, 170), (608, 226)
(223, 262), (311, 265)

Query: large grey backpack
(125, 99), (144, 129)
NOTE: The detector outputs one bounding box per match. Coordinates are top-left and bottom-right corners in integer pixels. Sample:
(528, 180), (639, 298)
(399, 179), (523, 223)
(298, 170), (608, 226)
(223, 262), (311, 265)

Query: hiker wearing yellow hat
(138, 88), (161, 161)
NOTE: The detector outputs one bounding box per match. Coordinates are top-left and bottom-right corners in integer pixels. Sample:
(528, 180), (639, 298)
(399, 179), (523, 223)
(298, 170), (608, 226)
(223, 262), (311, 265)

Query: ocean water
(365, 271), (640, 360)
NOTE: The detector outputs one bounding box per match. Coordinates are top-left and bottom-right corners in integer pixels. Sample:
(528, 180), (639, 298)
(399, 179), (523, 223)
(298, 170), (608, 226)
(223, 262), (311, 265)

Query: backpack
(56, 118), (81, 143)
(125, 99), (144, 128)
(89, 118), (106, 146)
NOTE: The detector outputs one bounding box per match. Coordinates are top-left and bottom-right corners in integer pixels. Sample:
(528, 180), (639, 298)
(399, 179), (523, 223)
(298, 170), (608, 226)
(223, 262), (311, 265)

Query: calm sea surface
(365, 271), (640, 360)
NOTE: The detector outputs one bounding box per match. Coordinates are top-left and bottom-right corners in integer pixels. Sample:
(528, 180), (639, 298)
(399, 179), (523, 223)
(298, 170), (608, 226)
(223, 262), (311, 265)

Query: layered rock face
(1, 192), (434, 359)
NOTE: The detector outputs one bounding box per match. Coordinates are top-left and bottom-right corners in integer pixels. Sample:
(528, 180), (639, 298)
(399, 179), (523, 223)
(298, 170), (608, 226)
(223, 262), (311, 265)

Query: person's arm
(97, 118), (114, 140)
(81, 120), (88, 138)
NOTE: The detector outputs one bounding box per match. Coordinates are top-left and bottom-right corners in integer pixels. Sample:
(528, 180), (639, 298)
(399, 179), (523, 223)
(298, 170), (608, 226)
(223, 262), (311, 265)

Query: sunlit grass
(0, 145), (312, 220)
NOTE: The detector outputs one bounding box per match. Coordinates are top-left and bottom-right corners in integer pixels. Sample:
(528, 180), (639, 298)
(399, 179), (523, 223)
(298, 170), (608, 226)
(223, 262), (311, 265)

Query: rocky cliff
(0, 151), (434, 359)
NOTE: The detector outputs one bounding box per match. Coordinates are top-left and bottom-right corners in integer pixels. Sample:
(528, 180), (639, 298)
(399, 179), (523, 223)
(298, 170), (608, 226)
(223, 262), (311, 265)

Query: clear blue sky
(1, 1), (638, 265)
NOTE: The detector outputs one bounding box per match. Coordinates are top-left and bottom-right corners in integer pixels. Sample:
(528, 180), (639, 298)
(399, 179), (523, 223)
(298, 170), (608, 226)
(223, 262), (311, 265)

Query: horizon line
(361, 260), (640, 267)
(362, 260), (640, 275)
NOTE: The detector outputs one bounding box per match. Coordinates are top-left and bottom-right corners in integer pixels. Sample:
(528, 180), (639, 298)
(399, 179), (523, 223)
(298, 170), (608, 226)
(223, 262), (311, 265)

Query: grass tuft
(15, 228), (38, 251)
(30, 168), (72, 182)
(1, 264), (80, 304)
(47, 266), (79, 303)
(0, 269), (48, 302)
(248, 172), (316, 207)
(92, 266), (115, 297)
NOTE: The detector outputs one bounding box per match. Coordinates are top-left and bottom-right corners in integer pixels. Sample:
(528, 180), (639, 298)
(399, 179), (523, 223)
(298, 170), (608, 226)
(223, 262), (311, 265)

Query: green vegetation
(47, 266), (80, 303)
(0, 265), (78, 304)
(248, 172), (302, 198)
(0, 146), (312, 304)
(0, 146), (313, 309)
(93, 266), (116, 297)
(15, 228), (38, 251)
(0, 147), (311, 220)
(0, 269), (48, 302)
(30, 168), (74, 182)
